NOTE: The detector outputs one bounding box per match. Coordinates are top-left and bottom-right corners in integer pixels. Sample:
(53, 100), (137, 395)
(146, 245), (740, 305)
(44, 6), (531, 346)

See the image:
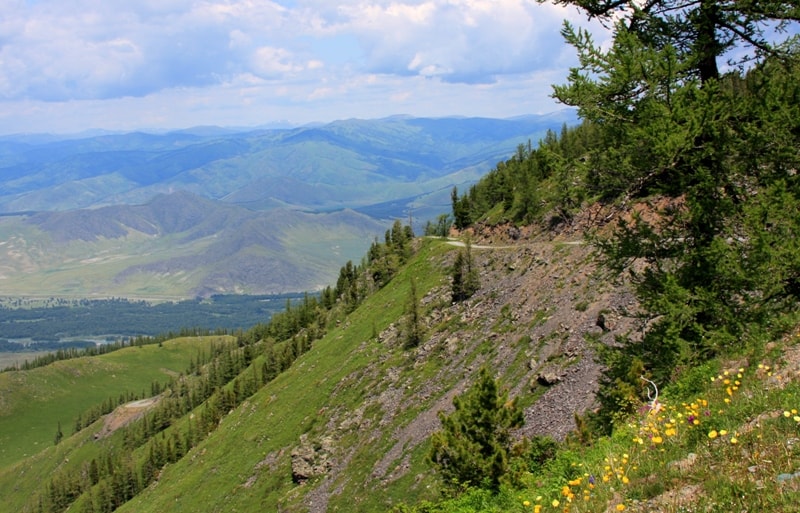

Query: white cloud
(322, 0), (592, 83)
(0, 0), (612, 133)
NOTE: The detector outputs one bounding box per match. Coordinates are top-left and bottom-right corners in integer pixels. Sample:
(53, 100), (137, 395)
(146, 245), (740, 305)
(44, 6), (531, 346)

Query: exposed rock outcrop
(291, 434), (334, 484)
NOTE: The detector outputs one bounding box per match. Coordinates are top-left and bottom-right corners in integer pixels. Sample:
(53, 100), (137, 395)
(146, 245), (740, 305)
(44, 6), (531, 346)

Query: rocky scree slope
(115, 207), (639, 513)
(300, 218), (638, 511)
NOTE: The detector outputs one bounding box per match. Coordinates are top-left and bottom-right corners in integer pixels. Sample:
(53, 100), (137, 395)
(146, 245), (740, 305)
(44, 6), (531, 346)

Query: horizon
(0, 109), (578, 138)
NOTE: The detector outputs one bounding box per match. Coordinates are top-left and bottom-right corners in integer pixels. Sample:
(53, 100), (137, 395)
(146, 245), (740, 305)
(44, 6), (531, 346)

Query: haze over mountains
(0, 112), (576, 297)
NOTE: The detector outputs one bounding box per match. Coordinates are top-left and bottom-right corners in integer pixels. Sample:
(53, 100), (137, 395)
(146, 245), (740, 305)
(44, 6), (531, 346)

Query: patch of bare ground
(628, 484), (705, 513)
(95, 397), (159, 439)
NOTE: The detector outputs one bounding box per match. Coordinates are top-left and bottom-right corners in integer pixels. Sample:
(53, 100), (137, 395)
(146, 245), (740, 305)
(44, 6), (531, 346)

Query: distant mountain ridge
(0, 112), (578, 220)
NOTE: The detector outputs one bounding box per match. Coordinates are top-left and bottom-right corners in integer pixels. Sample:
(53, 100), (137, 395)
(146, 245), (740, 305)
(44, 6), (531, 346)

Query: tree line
(0, 294), (304, 340)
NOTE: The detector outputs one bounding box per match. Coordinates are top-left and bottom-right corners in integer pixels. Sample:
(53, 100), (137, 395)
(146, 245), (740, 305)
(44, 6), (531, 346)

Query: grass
(0, 335), (227, 468)
(410, 331), (800, 513)
(104, 239), (455, 513)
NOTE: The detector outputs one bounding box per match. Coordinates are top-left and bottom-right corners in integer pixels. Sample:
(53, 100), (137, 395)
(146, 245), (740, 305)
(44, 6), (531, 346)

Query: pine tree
(451, 240), (480, 303)
(429, 367), (524, 490)
(403, 278), (424, 349)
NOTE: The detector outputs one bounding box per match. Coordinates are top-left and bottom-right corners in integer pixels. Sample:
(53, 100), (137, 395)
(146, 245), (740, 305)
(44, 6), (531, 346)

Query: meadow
(0, 335), (230, 468)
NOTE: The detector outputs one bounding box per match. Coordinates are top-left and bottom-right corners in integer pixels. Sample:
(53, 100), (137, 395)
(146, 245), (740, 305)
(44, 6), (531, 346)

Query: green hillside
(0, 335), (229, 467)
(116, 239), (454, 513)
(0, 193), (387, 297)
(2, 224), (797, 513)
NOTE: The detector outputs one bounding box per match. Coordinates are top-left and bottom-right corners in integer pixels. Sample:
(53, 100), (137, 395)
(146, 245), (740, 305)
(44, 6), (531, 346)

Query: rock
(777, 471), (800, 483)
(536, 370), (562, 386)
(291, 435), (334, 484)
(596, 312), (608, 332)
(668, 452), (697, 472)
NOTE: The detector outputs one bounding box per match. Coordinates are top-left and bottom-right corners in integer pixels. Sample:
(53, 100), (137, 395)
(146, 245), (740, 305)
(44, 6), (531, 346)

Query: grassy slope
(0, 335), (231, 467)
(114, 238), (800, 513)
(0, 414), (124, 513)
(116, 239), (455, 513)
(3, 235), (797, 513)
(422, 338), (800, 513)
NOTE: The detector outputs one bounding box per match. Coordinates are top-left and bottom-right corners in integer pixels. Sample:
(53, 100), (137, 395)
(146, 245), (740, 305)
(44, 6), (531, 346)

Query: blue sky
(0, 0), (613, 134)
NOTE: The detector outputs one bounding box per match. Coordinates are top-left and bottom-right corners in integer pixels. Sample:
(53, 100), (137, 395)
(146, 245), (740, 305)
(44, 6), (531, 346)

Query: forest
(0, 293), (306, 341)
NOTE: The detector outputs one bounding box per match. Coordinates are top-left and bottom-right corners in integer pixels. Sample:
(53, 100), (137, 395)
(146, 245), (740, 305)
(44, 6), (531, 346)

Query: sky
(0, 0), (612, 135)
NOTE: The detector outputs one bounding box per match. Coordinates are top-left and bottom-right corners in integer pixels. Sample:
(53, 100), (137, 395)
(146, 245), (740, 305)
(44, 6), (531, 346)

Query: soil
(95, 397), (160, 439)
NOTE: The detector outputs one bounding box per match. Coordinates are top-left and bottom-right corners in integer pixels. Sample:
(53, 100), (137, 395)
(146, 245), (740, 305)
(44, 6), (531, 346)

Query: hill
(0, 335), (230, 468)
(2, 212), (798, 513)
(0, 215), (642, 512)
(0, 114), (577, 297)
(0, 191), (387, 297)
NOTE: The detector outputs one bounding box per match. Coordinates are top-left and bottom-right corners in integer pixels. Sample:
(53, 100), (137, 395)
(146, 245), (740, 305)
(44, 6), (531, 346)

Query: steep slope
(105, 226), (637, 512)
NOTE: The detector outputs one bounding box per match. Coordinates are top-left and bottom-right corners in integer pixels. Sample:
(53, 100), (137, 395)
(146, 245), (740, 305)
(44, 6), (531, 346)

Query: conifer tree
(451, 240), (480, 303)
(429, 367), (523, 490)
(54, 421), (63, 445)
(547, 0), (800, 430)
(403, 278), (424, 349)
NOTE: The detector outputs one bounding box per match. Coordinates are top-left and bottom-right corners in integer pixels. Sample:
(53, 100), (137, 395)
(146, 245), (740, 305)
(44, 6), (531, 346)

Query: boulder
(291, 434), (334, 483)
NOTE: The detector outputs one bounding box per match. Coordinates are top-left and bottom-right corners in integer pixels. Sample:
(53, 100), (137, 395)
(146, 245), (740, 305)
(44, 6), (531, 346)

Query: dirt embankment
(95, 397), (160, 439)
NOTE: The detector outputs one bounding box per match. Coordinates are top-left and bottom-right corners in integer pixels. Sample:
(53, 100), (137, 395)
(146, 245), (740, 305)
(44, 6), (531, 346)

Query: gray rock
(291, 435), (334, 483)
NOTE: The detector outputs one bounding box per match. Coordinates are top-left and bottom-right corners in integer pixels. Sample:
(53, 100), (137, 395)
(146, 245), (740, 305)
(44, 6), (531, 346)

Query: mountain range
(0, 113), (577, 297)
